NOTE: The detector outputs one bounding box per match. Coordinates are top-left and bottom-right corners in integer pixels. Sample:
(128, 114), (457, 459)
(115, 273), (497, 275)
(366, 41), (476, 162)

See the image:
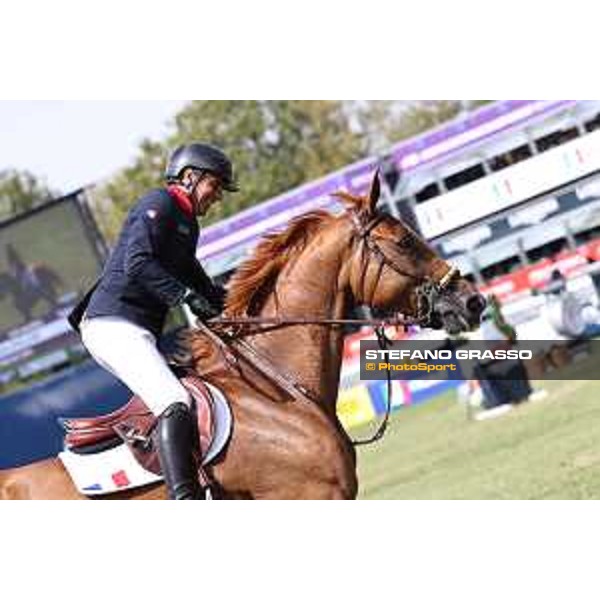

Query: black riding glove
(183, 291), (221, 321)
(206, 284), (226, 313)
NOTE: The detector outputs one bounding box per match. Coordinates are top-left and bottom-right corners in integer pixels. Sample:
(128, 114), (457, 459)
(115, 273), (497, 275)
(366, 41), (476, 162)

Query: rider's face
(192, 173), (224, 216)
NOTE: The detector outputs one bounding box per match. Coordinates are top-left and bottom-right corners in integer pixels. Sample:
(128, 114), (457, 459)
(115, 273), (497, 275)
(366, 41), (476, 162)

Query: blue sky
(0, 101), (187, 193)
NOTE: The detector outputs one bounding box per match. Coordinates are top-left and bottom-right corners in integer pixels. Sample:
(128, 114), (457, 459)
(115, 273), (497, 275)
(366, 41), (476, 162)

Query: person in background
(476, 294), (546, 413)
(546, 268), (567, 296)
(480, 294), (517, 343)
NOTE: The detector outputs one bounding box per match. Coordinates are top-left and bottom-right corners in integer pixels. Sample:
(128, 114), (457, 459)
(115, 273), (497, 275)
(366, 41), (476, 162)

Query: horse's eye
(397, 234), (414, 250)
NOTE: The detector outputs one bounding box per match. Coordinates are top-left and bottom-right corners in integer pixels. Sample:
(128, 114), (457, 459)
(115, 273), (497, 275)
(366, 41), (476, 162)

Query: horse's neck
(250, 224), (352, 417)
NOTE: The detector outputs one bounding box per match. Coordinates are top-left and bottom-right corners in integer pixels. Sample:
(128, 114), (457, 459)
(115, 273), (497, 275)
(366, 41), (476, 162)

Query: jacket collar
(167, 185), (195, 218)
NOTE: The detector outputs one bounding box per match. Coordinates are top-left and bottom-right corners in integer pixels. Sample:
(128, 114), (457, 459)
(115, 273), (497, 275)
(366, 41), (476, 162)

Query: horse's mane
(224, 210), (335, 316)
(185, 191), (363, 364)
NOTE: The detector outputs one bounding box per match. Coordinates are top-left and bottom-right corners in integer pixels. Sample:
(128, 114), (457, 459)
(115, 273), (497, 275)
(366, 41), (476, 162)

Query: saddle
(60, 373), (217, 477)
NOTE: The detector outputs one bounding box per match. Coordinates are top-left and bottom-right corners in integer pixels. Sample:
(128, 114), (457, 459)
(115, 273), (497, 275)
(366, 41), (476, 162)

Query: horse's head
(338, 172), (486, 335)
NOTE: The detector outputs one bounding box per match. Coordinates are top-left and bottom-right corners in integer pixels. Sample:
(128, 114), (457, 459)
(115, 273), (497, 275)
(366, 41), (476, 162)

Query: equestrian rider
(68, 143), (238, 500)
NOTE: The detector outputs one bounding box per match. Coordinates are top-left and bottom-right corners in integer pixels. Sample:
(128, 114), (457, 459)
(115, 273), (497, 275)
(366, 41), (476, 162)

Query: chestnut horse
(0, 174), (485, 499)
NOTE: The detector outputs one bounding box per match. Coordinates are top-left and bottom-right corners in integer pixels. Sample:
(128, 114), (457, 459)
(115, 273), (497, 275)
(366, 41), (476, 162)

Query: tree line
(0, 101), (489, 240)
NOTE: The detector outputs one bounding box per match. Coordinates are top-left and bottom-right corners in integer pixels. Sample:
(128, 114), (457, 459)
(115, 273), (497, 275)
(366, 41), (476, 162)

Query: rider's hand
(183, 291), (221, 321)
(206, 284), (226, 313)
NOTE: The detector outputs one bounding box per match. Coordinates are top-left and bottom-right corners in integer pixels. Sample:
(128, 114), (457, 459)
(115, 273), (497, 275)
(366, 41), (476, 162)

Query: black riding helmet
(165, 143), (239, 192)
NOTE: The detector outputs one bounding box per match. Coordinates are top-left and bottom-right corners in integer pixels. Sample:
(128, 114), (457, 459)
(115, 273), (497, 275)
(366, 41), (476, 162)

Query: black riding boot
(155, 402), (204, 500)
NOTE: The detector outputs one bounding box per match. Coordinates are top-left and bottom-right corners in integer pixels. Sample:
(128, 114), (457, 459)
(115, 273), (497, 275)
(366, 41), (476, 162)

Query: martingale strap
(351, 325), (394, 447)
(200, 318), (395, 448)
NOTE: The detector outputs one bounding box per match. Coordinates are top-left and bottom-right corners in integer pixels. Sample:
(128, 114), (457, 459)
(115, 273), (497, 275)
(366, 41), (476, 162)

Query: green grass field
(356, 379), (600, 499)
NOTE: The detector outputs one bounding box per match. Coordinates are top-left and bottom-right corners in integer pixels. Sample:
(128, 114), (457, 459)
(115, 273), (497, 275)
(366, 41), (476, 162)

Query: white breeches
(80, 316), (191, 416)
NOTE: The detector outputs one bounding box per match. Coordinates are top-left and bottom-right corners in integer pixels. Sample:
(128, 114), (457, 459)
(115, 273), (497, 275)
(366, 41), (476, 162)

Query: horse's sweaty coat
(0, 173), (485, 500)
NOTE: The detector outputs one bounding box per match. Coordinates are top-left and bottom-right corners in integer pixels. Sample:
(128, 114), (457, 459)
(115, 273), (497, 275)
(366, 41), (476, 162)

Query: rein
(200, 317), (397, 447)
(210, 315), (417, 334)
(352, 325), (393, 446)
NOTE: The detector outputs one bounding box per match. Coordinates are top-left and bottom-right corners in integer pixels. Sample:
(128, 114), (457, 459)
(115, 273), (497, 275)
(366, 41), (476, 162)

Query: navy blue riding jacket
(69, 188), (219, 338)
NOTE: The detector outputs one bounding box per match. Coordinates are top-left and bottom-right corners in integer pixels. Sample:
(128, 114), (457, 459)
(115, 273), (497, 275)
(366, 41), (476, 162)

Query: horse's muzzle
(466, 293), (487, 324)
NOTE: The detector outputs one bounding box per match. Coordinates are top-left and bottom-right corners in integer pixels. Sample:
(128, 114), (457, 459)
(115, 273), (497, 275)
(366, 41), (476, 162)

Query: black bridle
(347, 209), (460, 445)
(350, 210), (459, 327)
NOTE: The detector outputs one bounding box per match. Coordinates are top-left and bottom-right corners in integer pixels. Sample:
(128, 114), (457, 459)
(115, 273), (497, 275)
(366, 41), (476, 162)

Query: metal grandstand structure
(198, 100), (600, 293)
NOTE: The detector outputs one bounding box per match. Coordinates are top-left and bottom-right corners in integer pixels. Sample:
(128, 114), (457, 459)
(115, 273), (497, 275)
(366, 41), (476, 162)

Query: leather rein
(203, 209), (459, 446)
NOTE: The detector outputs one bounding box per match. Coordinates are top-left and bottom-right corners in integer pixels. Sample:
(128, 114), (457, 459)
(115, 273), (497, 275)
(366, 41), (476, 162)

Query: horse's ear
(366, 170), (381, 215)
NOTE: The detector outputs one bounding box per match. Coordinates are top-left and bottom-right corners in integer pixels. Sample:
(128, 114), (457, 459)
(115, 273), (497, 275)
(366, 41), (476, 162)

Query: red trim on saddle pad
(111, 470), (131, 488)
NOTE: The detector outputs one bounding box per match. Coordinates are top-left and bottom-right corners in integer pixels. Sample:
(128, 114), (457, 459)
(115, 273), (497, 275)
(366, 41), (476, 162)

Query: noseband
(350, 210), (459, 327)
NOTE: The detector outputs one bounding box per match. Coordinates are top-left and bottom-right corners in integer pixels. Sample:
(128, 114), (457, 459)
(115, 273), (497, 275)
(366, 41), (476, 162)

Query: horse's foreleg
(255, 470), (358, 500)
(247, 437), (359, 500)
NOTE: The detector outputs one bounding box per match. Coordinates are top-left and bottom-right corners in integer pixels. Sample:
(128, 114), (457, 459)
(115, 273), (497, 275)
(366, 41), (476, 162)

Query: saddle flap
(184, 377), (216, 456)
(120, 377), (217, 476)
(61, 396), (151, 432)
(58, 381), (233, 497)
(62, 375), (217, 469)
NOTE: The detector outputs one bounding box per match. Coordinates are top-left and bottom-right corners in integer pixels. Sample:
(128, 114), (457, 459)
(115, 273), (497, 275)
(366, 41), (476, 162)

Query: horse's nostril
(466, 294), (486, 315)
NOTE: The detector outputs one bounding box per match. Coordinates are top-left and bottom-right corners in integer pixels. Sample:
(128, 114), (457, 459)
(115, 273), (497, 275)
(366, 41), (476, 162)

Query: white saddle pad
(58, 382), (232, 497)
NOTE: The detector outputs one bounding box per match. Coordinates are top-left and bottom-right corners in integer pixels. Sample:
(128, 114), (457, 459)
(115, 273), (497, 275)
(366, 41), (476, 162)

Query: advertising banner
(415, 129), (600, 239)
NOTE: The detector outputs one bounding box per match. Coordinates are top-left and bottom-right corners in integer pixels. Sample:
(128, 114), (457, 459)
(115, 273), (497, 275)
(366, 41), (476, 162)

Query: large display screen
(0, 192), (105, 381)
